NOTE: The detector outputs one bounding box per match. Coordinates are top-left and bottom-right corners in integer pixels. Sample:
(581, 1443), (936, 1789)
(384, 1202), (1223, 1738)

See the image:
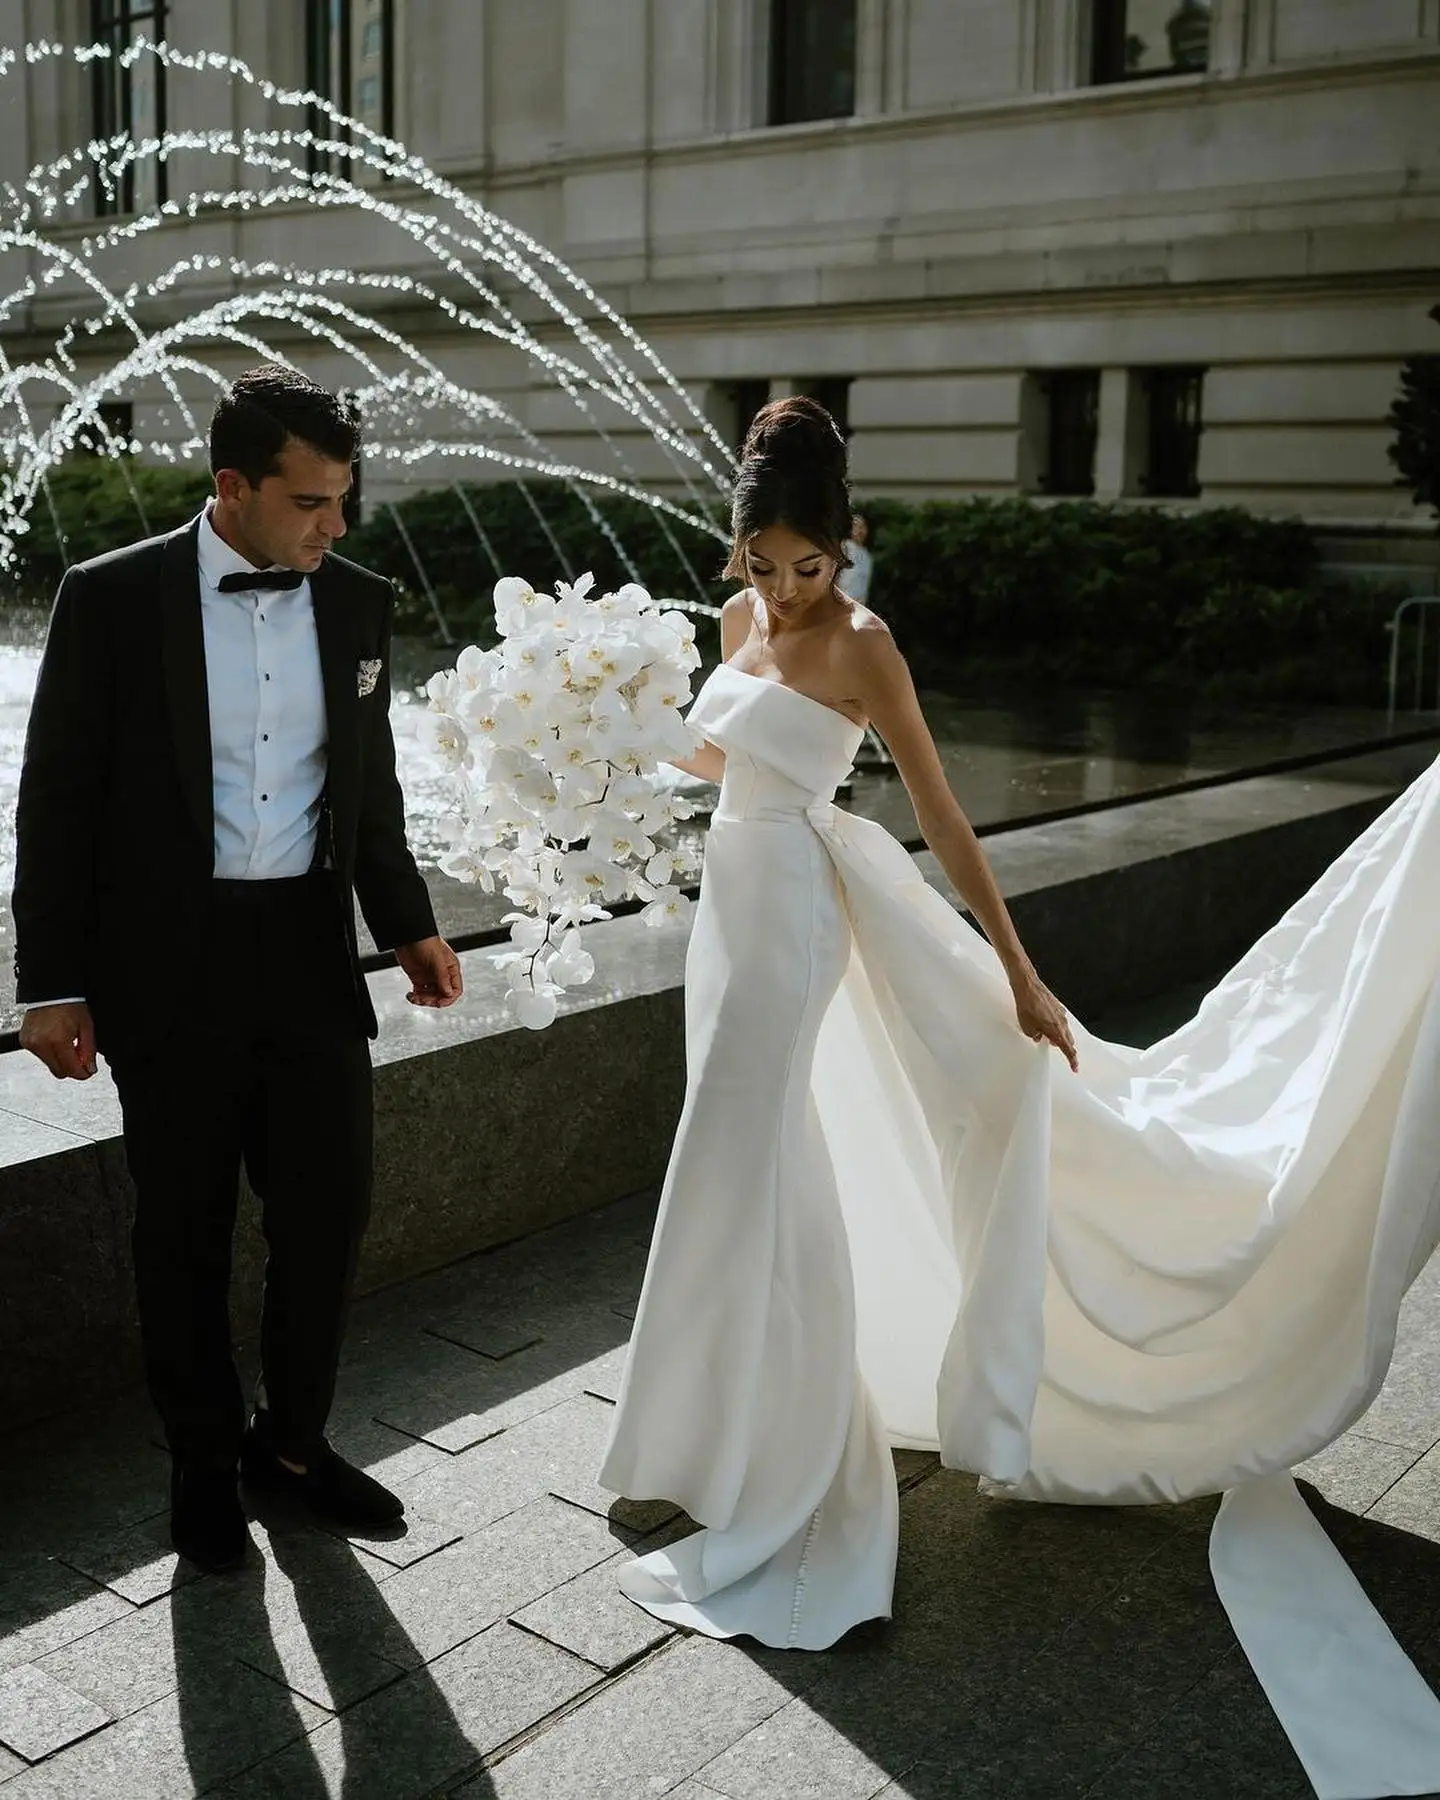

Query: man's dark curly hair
(208, 363), (361, 486)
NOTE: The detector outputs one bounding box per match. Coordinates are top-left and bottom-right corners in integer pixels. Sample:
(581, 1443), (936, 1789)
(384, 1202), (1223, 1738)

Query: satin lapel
(159, 523), (214, 858)
(310, 556), (359, 859)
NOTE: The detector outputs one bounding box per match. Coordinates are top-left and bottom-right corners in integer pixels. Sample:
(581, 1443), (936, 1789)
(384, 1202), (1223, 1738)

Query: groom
(13, 364), (462, 1571)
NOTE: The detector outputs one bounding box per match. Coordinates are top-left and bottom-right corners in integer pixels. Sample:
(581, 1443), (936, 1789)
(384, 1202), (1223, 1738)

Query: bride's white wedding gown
(598, 663), (1440, 1800)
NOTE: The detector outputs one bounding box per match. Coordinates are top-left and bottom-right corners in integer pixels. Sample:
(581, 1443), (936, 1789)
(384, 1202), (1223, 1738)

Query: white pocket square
(357, 658), (382, 698)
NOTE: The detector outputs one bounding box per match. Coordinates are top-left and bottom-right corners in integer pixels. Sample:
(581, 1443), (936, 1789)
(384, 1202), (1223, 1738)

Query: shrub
(3, 460), (212, 600)
(1388, 302), (1440, 525)
(847, 496), (1391, 699)
(343, 480), (730, 641)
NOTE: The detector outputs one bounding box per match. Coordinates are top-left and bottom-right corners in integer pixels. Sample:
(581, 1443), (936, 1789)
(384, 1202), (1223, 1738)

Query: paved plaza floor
(6, 1189), (1440, 1799)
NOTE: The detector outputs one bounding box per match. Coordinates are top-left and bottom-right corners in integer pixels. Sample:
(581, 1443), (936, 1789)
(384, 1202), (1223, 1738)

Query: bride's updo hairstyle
(723, 395), (852, 582)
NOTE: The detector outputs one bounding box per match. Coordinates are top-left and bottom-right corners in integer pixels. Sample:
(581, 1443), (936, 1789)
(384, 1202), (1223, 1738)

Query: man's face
(216, 439), (351, 572)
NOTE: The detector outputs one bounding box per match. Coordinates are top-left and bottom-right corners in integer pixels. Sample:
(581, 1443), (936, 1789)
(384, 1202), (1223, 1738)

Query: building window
(1090, 0), (1211, 85)
(799, 377), (853, 439)
(769, 0), (857, 125)
(307, 0), (395, 170)
(716, 380), (771, 454)
(1039, 371), (1100, 497)
(90, 2), (168, 216)
(75, 402), (135, 457)
(1141, 367), (1204, 497)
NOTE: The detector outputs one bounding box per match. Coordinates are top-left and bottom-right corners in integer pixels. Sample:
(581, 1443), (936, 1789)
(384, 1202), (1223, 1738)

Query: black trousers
(105, 873), (372, 1472)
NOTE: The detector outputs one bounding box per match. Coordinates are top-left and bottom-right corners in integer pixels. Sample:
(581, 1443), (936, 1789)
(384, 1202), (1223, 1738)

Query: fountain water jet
(0, 37), (733, 614)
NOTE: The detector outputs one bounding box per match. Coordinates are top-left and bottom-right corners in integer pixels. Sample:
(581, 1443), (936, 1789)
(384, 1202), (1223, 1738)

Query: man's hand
(19, 1002), (98, 1080)
(394, 936), (463, 1008)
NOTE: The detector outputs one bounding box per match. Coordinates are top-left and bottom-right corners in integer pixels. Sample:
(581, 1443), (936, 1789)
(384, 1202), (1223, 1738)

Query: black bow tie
(216, 568), (306, 593)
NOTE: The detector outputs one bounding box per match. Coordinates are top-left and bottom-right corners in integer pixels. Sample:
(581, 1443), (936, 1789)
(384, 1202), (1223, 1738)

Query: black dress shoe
(171, 1466), (248, 1572)
(241, 1419), (404, 1529)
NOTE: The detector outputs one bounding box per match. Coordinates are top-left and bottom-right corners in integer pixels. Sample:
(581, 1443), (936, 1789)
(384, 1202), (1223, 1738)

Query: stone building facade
(3, 0), (1439, 535)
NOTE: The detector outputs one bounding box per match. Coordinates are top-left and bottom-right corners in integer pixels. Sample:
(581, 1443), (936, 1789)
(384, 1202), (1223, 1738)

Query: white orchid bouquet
(422, 573), (706, 1029)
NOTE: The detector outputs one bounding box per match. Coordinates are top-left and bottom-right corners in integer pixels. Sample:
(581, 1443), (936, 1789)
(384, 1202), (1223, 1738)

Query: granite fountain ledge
(0, 744), (1429, 1429)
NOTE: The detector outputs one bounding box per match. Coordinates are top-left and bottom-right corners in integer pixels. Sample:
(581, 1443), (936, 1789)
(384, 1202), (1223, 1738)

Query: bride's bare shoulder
(722, 588), (758, 623)
(842, 601), (890, 640)
(834, 604), (911, 705)
(721, 588), (760, 655)
(838, 602), (900, 666)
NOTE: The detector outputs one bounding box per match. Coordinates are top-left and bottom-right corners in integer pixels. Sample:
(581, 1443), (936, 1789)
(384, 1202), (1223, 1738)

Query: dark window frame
(1040, 370), (1100, 498)
(306, 0), (397, 175)
(799, 376), (853, 440)
(725, 379), (772, 455)
(1090, 0), (1211, 87)
(1141, 366), (1205, 499)
(75, 401), (136, 457)
(90, 1), (168, 216)
(768, 0), (857, 126)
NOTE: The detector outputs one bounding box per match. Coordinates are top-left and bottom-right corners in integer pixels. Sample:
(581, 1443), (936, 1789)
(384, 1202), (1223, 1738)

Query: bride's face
(745, 525), (835, 622)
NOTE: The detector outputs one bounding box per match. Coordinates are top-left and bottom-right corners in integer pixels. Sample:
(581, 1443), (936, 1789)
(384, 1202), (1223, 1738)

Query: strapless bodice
(687, 665), (865, 822)
(713, 759), (824, 824)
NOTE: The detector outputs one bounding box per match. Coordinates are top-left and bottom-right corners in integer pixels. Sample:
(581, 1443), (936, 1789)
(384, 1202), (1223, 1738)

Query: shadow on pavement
(719, 1474), (1440, 1800)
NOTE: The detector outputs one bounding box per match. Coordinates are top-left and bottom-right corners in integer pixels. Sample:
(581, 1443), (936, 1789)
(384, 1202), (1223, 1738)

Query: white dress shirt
(24, 510), (329, 1010)
(839, 540), (873, 603)
(196, 506), (328, 880)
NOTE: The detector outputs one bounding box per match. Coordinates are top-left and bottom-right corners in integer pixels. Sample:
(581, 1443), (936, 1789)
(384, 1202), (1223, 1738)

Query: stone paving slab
(6, 1190), (1440, 1798)
(510, 1548), (674, 1673)
(1368, 1442), (1440, 1539)
(370, 1330), (631, 1456)
(535, 1392), (681, 1534)
(0, 1559), (133, 1678)
(1076, 1650), (1313, 1800)
(472, 1636), (796, 1800)
(0, 1664), (327, 1798)
(424, 1322), (543, 1363)
(0, 1662), (111, 1764)
(395, 1400), (604, 1540)
(220, 1622), (596, 1800)
(1294, 1427), (1420, 1512)
(319, 1509), (464, 1572)
(695, 1697), (897, 1800)
(369, 1494), (625, 1666)
(57, 1517), (202, 1608)
(36, 1521), (404, 1725)
(2, 1405), (172, 1554)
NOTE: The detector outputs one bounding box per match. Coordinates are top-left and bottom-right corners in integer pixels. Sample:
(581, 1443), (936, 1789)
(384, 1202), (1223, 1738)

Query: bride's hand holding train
(1009, 968), (1078, 1070)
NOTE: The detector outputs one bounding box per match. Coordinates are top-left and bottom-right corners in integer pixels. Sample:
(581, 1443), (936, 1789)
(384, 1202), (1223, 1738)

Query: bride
(598, 397), (1440, 1798)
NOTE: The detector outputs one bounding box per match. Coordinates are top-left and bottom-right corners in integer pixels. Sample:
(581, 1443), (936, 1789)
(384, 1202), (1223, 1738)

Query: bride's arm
(664, 593), (752, 783)
(849, 624), (1078, 1070)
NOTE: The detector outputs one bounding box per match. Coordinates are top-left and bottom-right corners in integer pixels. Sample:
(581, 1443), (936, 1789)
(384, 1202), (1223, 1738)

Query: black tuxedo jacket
(11, 516), (437, 1046)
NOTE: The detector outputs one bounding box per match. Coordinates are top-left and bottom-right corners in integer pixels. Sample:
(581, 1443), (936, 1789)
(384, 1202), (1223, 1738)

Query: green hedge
(3, 461), (213, 598)
(2, 466), (1405, 706)
(857, 497), (1395, 701)
(342, 480), (731, 641)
